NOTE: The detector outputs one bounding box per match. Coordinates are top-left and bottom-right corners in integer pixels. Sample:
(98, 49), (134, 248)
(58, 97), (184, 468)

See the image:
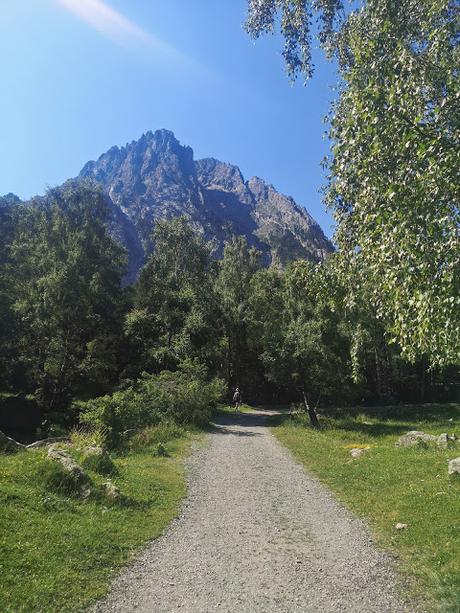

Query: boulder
(350, 448), (366, 458)
(0, 430), (25, 453)
(395, 523), (408, 530)
(437, 433), (449, 449)
(47, 445), (88, 484)
(437, 433), (457, 449)
(395, 431), (436, 448)
(448, 458), (460, 476)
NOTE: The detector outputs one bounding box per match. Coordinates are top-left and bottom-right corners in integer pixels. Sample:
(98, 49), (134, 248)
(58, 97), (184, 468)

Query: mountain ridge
(79, 129), (333, 281)
(2, 129), (333, 282)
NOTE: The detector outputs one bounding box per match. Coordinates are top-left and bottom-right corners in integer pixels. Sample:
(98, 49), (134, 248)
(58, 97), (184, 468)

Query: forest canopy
(1, 184), (458, 434)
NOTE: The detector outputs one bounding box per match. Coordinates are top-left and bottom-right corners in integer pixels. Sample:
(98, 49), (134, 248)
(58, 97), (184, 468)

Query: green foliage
(215, 236), (263, 389)
(79, 365), (224, 446)
(4, 181), (127, 418)
(2, 184), (457, 429)
(0, 200), (20, 387)
(246, 0), (460, 368)
(246, 255), (355, 406)
(245, 0), (344, 79)
(70, 426), (108, 450)
(327, 0), (460, 367)
(153, 442), (168, 457)
(126, 217), (220, 377)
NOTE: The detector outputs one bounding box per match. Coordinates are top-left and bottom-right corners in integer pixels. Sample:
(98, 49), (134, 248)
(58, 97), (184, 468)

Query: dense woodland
(0, 0), (459, 438)
(0, 181), (458, 438)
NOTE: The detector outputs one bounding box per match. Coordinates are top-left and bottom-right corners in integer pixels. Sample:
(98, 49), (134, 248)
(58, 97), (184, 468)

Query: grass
(269, 403), (460, 612)
(0, 427), (200, 613)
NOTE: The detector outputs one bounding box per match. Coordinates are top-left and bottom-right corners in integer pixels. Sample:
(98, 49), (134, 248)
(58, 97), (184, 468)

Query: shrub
(78, 364), (224, 447)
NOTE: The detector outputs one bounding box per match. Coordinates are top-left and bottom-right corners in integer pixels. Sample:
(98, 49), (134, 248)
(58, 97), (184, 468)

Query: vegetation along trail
(94, 409), (416, 613)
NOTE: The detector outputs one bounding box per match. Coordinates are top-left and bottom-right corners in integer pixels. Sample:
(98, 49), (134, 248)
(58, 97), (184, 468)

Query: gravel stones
(94, 410), (417, 613)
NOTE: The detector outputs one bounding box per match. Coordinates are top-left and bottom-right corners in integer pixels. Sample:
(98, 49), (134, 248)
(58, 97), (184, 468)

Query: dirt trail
(94, 409), (416, 612)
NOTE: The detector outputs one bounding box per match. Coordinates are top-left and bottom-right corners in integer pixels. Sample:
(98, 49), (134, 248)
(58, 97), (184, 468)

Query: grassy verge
(0, 428), (201, 613)
(270, 403), (460, 612)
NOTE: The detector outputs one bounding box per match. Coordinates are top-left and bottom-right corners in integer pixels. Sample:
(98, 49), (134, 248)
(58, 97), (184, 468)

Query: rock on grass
(395, 431), (436, 448)
(448, 458), (460, 476)
(44, 445), (90, 496)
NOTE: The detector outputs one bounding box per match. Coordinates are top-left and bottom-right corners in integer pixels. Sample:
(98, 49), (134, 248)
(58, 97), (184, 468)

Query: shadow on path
(210, 409), (279, 435)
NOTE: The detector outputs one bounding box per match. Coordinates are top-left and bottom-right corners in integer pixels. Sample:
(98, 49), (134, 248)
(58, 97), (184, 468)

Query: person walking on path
(232, 387), (242, 411)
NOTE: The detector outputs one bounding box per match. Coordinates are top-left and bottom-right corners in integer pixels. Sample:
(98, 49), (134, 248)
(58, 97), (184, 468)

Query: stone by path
(94, 410), (417, 613)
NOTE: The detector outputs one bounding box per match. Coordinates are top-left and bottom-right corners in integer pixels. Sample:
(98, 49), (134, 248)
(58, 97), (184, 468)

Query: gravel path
(94, 410), (417, 613)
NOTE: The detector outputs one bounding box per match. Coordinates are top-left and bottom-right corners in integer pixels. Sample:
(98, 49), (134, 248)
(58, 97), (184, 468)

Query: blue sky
(0, 0), (338, 236)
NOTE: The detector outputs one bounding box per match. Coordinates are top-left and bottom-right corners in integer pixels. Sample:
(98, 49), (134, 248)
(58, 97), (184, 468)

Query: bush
(78, 364), (224, 447)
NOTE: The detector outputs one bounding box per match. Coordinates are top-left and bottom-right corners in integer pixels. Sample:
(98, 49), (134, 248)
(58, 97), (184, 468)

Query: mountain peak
(140, 128), (180, 148)
(76, 130), (332, 281)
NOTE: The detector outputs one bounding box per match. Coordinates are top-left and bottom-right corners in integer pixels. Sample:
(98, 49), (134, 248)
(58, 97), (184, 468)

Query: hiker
(233, 387), (242, 411)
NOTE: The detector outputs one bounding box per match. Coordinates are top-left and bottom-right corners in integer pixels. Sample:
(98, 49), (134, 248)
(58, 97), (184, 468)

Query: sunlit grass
(0, 431), (199, 613)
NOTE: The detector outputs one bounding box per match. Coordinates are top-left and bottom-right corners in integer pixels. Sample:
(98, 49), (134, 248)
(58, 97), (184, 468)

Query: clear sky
(0, 0), (338, 236)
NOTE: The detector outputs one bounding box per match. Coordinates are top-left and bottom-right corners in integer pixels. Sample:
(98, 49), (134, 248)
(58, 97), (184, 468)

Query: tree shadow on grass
(269, 403), (459, 439)
(331, 403), (459, 423)
(332, 403), (459, 437)
(329, 419), (415, 438)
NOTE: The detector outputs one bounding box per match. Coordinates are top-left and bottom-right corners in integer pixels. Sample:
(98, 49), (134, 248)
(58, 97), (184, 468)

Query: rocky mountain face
(78, 130), (332, 281)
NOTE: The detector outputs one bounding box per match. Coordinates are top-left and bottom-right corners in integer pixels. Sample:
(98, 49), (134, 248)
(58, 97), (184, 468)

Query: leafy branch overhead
(245, 0), (345, 80)
(247, 0), (460, 367)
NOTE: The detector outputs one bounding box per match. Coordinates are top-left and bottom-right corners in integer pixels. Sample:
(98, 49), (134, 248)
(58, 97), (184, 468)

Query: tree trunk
(374, 346), (382, 400)
(302, 389), (319, 428)
(420, 356), (427, 403)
